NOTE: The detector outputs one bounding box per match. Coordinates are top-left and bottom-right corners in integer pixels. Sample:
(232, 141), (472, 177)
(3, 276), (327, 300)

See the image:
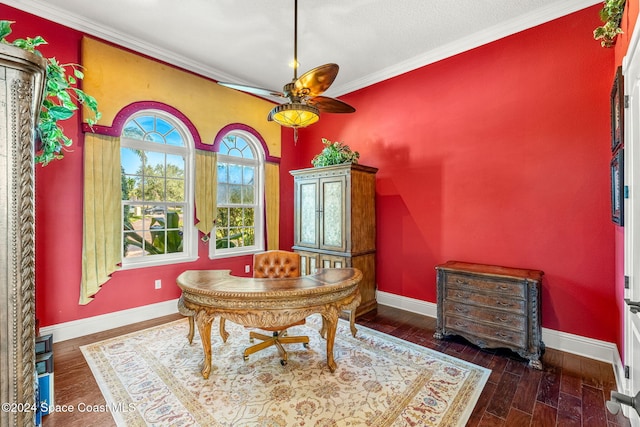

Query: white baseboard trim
(41, 291), (624, 378)
(377, 291), (622, 368)
(40, 298), (180, 343)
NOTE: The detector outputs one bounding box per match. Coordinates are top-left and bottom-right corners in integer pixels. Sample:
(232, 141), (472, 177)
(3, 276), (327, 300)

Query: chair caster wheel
(243, 355), (249, 361)
(280, 359), (287, 366)
(303, 343), (309, 348)
(249, 338), (254, 343)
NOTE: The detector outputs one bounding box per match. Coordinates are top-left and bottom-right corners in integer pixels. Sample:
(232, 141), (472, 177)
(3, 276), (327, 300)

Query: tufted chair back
(253, 250), (301, 278)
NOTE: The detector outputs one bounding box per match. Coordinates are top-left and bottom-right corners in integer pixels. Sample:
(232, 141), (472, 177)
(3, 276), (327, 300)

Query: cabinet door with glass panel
(294, 173), (347, 252)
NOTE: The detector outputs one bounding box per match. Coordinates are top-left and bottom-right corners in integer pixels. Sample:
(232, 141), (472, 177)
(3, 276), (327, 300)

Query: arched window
(211, 131), (265, 258)
(120, 111), (196, 267)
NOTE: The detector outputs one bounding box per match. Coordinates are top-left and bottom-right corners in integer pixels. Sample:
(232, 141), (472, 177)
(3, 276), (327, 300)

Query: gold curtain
(80, 134), (121, 304)
(195, 150), (217, 237)
(265, 162), (280, 250)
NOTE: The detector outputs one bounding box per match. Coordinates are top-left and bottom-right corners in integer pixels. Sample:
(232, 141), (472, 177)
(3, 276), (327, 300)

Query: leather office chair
(222, 250), (309, 365)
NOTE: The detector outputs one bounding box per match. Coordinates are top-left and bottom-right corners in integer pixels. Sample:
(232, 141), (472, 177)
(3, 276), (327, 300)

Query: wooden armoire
(290, 163), (378, 316)
(1, 44), (46, 426)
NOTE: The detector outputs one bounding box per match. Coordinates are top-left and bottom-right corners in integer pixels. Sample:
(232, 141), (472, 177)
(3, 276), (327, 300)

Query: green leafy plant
(311, 138), (360, 167)
(0, 20), (101, 165)
(594, 0), (626, 47)
(124, 212), (183, 256)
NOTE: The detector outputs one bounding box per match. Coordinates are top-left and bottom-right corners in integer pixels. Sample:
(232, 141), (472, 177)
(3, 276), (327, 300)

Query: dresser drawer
(446, 272), (526, 299)
(435, 261), (544, 370)
(444, 301), (527, 331)
(444, 315), (526, 348)
(445, 287), (525, 314)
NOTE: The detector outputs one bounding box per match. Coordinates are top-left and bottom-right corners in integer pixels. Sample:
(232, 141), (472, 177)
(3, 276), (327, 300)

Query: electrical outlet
(154, 279), (162, 289)
(245, 265), (250, 273)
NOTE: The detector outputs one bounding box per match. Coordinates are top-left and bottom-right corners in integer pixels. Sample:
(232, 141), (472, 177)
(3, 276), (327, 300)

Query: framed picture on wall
(611, 66), (624, 152)
(611, 148), (624, 226)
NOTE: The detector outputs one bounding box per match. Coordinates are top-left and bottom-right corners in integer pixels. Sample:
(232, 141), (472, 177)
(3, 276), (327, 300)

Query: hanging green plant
(311, 138), (360, 167)
(593, 0), (626, 47)
(0, 20), (101, 165)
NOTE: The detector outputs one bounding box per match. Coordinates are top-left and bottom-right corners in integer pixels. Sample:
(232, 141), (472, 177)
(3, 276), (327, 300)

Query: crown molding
(328, 0), (602, 96)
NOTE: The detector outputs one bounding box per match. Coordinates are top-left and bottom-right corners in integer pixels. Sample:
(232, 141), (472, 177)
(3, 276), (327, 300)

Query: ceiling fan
(217, 0), (355, 138)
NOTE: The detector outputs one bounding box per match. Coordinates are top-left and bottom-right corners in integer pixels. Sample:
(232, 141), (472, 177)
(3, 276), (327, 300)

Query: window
(212, 132), (265, 258)
(120, 111), (196, 268)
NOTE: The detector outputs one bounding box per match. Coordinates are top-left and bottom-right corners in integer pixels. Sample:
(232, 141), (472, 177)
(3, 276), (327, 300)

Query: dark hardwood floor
(43, 305), (630, 427)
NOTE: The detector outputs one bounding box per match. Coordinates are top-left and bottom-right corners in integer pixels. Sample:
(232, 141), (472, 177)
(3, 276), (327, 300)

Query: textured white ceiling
(5, 0), (600, 98)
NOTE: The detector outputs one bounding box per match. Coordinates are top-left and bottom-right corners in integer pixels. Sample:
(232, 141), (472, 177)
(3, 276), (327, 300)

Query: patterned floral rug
(81, 314), (490, 426)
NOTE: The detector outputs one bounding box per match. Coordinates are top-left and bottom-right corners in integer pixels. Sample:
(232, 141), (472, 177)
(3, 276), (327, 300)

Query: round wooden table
(177, 268), (362, 379)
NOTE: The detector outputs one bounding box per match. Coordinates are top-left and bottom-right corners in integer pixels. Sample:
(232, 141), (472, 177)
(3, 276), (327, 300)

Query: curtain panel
(195, 150), (217, 237)
(80, 134), (121, 304)
(265, 162), (280, 250)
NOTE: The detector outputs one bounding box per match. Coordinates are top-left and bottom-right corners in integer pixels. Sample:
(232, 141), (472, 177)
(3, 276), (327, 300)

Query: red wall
(2, 4), (624, 348)
(1, 5), (255, 326)
(288, 5), (619, 344)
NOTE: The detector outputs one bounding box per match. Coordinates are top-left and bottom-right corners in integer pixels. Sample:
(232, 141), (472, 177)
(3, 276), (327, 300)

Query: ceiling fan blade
(293, 63), (339, 98)
(217, 81), (286, 99)
(308, 96), (356, 114)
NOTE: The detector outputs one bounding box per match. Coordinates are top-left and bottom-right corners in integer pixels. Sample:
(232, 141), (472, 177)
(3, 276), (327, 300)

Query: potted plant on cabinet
(0, 20), (101, 165)
(311, 138), (360, 167)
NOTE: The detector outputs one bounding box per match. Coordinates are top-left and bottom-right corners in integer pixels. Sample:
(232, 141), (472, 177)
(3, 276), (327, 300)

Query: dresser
(290, 163), (378, 317)
(434, 261), (544, 369)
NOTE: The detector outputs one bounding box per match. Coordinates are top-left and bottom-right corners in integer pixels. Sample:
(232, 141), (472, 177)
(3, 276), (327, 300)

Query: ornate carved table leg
(322, 307), (340, 373)
(219, 318), (229, 343)
(195, 310), (215, 379)
(177, 295), (196, 344)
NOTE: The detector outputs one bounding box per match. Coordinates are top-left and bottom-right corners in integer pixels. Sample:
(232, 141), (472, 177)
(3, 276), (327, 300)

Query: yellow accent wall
(81, 37), (281, 157)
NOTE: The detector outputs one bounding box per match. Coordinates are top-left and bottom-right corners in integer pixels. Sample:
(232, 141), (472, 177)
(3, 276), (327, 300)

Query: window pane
(228, 185), (242, 203)
(243, 166), (254, 185)
(165, 130), (184, 146)
(135, 116), (155, 133)
(144, 176), (165, 201)
(217, 164), (228, 183)
(228, 164), (242, 184)
(123, 175), (142, 201)
(244, 208), (254, 226)
(242, 185), (254, 204)
(146, 152), (165, 177)
(217, 183), (228, 204)
(229, 207), (243, 226)
(144, 132), (164, 143)
(166, 178), (184, 202)
(166, 155), (184, 178)
(216, 208), (229, 227)
(121, 148), (143, 175)
(155, 117), (173, 135)
(122, 123), (144, 140)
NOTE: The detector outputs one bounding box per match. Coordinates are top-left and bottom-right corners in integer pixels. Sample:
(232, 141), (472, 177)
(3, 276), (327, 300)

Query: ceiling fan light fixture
(270, 103), (320, 128)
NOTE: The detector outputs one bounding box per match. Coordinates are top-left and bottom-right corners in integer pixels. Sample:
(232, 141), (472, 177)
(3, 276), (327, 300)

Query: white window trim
(209, 131), (265, 259)
(120, 110), (198, 269)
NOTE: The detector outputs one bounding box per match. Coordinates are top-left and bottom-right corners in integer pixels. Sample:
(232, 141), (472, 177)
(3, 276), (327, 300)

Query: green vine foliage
(0, 20), (101, 165)
(311, 138), (360, 167)
(594, 0), (626, 47)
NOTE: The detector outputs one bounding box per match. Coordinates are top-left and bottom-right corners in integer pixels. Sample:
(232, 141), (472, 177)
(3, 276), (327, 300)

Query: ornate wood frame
(0, 44), (46, 426)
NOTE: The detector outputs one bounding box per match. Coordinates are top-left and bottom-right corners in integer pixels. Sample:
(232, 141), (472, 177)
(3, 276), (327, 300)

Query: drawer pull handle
(498, 285), (510, 290)
(496, 301), (511, 307)
(455, 307), (469, 313)
(455, 279), (469, 285)
(454, 321), (467, 327)
(495, 316), (508, 322)
(495, 332), (511, 339)
(455, 293), (464, 298)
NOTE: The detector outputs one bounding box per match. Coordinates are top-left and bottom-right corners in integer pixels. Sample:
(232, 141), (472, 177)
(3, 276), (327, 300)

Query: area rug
(81, 314), (490, 426)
